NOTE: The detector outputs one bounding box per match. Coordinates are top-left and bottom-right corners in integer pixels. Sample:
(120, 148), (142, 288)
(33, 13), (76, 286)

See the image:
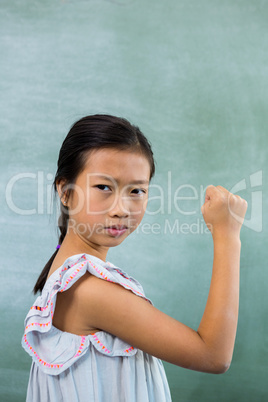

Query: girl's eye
(131, 188), (146, 195)
(96, 185), (111, 191)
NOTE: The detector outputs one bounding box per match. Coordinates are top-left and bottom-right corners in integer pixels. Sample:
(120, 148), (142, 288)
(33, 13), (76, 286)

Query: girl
(22, 114), (247, 402)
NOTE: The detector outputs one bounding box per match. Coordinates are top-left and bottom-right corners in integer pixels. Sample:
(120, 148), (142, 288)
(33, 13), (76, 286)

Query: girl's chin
(85, 232), (129, 246)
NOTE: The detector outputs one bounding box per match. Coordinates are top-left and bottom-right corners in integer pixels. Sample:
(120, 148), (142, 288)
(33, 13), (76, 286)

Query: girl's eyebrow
(94, 175), (149, 185)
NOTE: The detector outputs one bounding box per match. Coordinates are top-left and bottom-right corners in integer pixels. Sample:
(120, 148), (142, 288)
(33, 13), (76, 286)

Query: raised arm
(197, 185), (247, 371)
(68, 185), (247, 374)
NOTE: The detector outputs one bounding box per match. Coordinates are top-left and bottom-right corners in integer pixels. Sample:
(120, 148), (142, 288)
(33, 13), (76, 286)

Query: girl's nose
(108, 195), (130, 218)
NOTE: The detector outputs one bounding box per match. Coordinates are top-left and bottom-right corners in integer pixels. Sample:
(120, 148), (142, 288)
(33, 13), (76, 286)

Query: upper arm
(77, 274), (224, 373)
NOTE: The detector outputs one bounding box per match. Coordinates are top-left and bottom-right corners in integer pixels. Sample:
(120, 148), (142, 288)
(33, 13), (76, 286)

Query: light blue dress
(22, 253), (172, 401)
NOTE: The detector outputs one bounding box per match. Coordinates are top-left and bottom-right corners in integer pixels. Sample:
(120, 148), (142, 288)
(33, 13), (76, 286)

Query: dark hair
(33, 114), (155, 294)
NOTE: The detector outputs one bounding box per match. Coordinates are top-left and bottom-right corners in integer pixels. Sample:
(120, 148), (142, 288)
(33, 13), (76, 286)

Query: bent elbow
(211, 360), (231, 374)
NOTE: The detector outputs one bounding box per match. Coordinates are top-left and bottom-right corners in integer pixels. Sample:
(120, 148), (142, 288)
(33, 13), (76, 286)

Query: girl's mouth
(105, 226), (128, 237)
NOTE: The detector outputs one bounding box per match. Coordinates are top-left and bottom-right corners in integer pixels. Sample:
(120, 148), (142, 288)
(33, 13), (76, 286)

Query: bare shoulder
(52, 272), (99, 335)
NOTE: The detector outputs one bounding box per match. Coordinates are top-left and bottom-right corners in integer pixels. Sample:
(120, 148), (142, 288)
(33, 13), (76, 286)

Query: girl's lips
(105, 226), (128, 237)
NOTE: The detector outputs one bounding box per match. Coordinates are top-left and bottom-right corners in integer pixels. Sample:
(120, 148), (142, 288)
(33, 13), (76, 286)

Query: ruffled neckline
(22, 253), (151, 374)
(46, 252), (113, 279)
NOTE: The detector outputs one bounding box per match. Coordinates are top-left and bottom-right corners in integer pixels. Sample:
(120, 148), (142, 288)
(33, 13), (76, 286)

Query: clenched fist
(201, 185), (248, 240)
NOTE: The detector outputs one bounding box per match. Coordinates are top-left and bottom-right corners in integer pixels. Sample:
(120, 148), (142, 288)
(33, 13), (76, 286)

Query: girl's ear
(56, 179), (68, 206)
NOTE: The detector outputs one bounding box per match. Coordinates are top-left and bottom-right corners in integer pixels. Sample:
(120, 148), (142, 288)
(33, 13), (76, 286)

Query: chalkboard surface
(1, 1), (267, 401)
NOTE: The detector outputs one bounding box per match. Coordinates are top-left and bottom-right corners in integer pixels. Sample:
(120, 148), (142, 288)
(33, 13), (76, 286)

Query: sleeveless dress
(22, 253), (172, 402)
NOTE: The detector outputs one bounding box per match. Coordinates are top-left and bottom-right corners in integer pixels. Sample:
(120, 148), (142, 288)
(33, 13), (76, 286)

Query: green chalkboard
(1, 0), (267, 401)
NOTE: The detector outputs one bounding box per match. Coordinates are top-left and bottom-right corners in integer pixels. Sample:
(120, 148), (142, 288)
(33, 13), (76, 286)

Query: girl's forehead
(81, 148), (151, 180)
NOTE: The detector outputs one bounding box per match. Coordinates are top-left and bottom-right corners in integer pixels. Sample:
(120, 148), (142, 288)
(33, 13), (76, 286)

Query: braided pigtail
(33, 194), (69, 294)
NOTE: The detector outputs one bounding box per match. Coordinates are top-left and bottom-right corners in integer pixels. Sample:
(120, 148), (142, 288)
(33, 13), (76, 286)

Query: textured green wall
(1, 1), (267, 401)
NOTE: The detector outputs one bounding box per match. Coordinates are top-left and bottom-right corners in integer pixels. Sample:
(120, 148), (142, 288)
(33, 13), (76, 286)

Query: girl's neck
(59, 231), (109, 263)
(47, 237), (108, 280)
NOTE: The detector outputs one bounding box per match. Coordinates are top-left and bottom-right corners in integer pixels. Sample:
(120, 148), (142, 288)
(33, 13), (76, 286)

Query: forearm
(197, 235), (241, 371)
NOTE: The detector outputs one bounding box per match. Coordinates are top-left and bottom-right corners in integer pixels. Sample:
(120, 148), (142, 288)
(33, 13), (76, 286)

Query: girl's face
(59, 148), (151, 260)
